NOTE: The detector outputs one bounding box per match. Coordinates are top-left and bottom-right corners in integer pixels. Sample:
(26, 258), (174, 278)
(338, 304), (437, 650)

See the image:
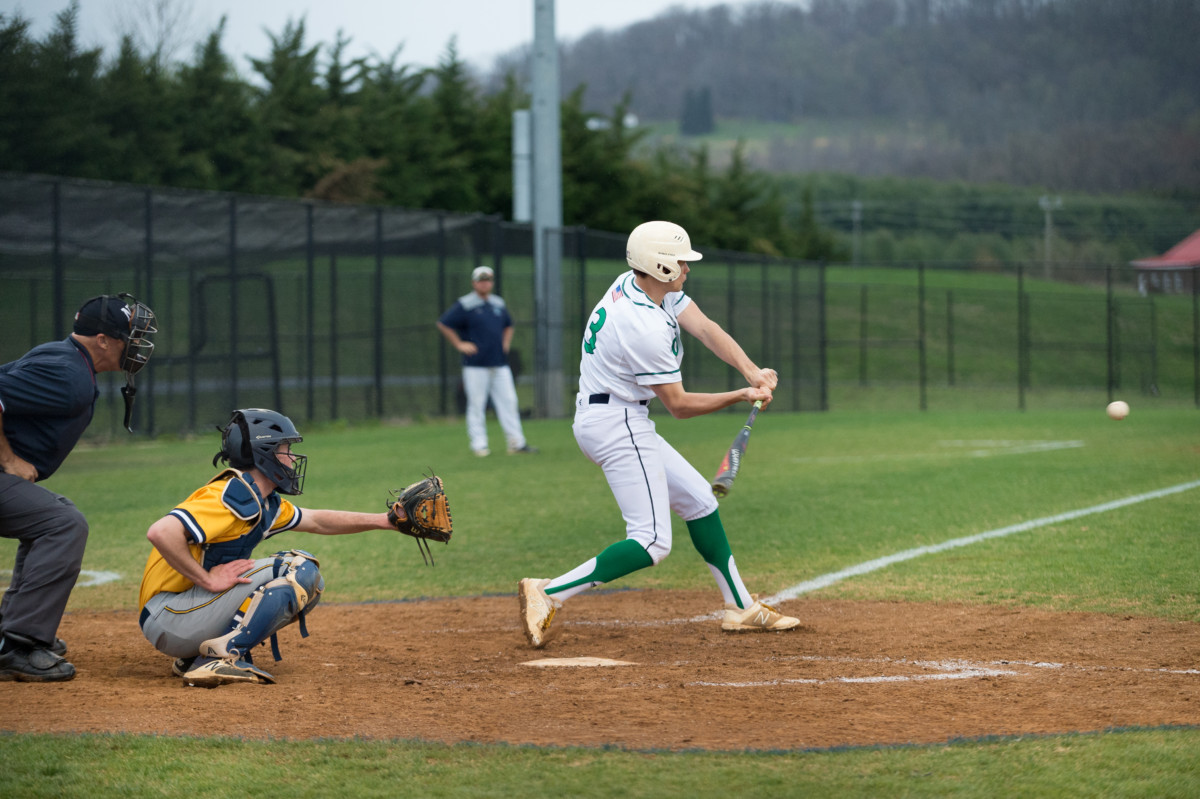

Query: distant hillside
(489, 0), (1200, 194)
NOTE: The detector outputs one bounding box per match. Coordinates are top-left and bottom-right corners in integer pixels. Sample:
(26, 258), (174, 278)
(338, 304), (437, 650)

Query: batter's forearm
(655, 387), (758, 420)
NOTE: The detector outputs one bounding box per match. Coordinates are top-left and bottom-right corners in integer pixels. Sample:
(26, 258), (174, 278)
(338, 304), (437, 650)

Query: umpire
(0, 293), (157, 681)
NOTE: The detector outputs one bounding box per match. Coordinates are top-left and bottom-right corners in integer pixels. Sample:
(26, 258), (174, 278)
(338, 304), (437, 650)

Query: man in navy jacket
(0, 293), (156, 681)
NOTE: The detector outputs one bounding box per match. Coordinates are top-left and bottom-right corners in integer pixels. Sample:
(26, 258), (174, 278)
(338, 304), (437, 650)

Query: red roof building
(1131, 229), (1200, 294)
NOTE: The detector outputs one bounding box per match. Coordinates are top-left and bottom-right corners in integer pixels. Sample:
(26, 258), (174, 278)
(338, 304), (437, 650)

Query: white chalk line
(0, 569), (121, 588)
(763, 478), (1200, 604)
(688, 655), (1200, 688)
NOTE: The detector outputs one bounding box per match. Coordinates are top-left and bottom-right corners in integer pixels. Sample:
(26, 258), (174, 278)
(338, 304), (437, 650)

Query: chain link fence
(1, 174), (1195, 440)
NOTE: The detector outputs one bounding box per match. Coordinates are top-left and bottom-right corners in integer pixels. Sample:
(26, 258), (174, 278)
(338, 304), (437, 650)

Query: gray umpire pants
(0, 474), (89, 646)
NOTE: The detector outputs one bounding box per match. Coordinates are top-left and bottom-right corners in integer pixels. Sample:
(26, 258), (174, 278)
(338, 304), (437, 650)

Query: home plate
(520, 657), (638, 668)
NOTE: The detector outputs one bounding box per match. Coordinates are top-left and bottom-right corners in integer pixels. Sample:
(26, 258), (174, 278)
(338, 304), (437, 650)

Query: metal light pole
(531, 0), (564, 418)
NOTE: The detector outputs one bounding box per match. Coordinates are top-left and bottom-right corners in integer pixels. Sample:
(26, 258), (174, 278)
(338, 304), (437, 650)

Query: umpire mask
(73, 292), (158, 433)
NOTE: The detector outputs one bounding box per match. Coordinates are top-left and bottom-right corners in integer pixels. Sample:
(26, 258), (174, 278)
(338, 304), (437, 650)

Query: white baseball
(1106, 400), (1129, 420)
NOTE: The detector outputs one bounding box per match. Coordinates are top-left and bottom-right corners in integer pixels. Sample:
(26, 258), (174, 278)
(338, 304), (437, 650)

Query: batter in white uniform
(518, 221), (799, 647)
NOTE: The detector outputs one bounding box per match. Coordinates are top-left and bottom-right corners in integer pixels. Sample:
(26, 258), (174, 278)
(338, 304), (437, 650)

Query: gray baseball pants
(0, 474), (89, 646)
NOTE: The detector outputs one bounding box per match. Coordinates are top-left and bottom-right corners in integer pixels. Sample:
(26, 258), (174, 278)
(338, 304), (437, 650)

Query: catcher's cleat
(0, 641), (76, 682)
(518, 578), (562, 648)
(171, 656), (196, 677)
(182, 655), (276, 688)
(721, 596), (800, 632)
(508, 444), (539, 455)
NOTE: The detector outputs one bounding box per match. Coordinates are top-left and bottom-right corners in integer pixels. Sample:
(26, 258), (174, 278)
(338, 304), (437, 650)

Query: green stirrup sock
(686, 510), (739, 594)
(553, 539), (654, 591)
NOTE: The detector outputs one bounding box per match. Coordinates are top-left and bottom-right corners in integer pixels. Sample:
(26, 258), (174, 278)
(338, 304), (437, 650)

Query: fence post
(143, 188), (156, 436)
(52, 181), (64, 337)
(228, 196), (239, 410)
(858, 284), (868, 386)
(305, 205), (315, 421)
(491, 215), (504, 293)
(373, 207), (384, 417)
(791, 262), (800, 411)
(819, 259), (828, 411)
(918, 261), (927, 411)
(1106, 264), (1115, 402)
(761, 258), (770, 373)
(574, 226), (585, 345)
(726, 259), (737, 392)
(946, 289), (956, 386)
(437, 214), (448, 417)
(330, 254), (340, 420)
(187, 260), (197, 430)
(1193, 266), (1199, 407)
(1017, 263), (1026, 411)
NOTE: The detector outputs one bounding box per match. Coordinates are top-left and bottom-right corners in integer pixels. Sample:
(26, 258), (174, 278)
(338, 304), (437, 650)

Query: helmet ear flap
(213, 411), (254, 470)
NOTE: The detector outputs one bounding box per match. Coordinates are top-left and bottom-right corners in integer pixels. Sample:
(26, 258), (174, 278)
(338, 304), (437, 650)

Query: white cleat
(182, 655), (276, 687)
(518, 578), (562, 648)
(721, 596), (800, 632)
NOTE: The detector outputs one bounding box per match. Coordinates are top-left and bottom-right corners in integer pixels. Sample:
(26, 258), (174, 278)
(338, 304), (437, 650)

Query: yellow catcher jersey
(138, 469), (302, 609)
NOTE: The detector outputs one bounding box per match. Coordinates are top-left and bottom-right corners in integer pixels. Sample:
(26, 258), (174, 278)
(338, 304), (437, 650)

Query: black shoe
(171, 656), (196, 677)
(0, 644), (76, 682)
(508, 444), (539, 454)
(50, 637), (67, 657)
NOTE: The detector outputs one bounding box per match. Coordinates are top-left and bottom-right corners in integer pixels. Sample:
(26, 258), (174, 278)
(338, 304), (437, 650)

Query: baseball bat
(711, 400), (763, 498)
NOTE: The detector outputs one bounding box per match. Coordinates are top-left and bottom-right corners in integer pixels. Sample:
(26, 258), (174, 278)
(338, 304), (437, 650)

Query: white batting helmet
(626, 221), (703, 282)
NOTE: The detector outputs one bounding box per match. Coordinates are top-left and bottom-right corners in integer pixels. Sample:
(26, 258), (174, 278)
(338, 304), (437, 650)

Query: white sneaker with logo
(721, 596), (800, 632)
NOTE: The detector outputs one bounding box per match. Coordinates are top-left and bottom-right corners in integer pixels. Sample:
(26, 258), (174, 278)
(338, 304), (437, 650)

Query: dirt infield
(3, 593), (1198, 751)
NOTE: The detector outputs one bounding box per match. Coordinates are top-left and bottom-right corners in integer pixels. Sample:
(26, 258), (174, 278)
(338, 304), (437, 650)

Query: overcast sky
(3, 0), (782, 72)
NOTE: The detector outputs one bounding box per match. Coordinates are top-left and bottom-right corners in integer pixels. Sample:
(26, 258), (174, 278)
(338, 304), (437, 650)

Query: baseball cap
(73, 295), (134, 340)
(472, 265), (495, 281)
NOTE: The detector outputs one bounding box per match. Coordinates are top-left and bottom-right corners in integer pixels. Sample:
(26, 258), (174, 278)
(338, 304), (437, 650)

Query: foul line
(764, 479), (1200, 605)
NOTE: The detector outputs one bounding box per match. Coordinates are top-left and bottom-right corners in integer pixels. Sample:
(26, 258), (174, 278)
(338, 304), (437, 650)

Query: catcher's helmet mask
(625, 221), (703, 283)
(214, 409), (307, 495)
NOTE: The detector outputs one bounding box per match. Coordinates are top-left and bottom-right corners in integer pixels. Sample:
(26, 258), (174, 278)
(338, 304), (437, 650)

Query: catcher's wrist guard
(387, 472), (453, 565)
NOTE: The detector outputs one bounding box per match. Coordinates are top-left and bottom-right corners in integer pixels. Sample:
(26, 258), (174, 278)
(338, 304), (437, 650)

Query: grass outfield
(2, 406), (1198, 796)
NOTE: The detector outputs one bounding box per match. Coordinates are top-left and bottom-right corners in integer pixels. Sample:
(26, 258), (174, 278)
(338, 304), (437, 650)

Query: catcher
(137, 408), (451, 687)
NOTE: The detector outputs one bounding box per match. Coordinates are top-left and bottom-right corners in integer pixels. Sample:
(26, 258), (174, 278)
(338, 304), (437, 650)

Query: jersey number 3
(583, 308), (607, 354)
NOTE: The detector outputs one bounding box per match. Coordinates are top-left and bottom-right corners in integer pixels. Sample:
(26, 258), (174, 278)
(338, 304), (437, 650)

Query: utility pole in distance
(532, 0), (564, 418)
(1039, 195), (1062, 280)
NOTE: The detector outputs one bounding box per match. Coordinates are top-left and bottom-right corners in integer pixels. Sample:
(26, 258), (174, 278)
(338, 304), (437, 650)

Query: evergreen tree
(172, 18), (261, 191)
(248, 17), (327, 195)
(99, 36), (178, 184)
(352, 46), (435, 207)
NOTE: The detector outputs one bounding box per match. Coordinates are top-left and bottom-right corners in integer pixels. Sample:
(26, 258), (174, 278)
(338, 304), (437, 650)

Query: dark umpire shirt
(0, 337), (99, 481)
(438, 292), (513, 368)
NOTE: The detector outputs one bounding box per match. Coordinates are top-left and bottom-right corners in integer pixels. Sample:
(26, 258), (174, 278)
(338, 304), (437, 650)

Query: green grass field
(2, 406), (1198, 796)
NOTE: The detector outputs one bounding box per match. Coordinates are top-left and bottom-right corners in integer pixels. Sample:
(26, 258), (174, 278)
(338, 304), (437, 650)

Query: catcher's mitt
(387, 472), (453, 565)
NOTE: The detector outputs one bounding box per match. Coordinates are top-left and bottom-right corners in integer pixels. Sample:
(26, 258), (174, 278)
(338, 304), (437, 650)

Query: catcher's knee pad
(275, 549), (324, 612)
(199, 550), (324, 662)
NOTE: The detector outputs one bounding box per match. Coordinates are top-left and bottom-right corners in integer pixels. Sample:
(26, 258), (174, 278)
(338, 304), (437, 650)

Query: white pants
(572, 395), (718, 564)
(463, 365), (526, 452)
